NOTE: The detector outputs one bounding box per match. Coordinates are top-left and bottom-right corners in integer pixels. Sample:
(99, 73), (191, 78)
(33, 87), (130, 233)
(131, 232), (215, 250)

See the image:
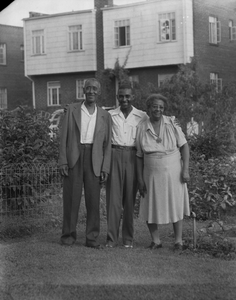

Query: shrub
(189, 154), (236, 220)
(0, 106), (61, 213)
(0, 106), (59, 167)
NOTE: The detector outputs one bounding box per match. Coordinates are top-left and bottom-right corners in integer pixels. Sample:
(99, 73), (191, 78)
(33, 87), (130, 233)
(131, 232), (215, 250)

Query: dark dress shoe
(173, 243), (183, 251)
(86, 244), (103, 249)
(147, 241), (162, 250)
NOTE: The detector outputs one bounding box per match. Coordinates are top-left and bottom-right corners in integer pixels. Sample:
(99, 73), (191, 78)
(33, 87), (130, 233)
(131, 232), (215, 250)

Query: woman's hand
(138, 180), (147, 197)
(100, 171), (108, 184)
(181, 169), (190, 184)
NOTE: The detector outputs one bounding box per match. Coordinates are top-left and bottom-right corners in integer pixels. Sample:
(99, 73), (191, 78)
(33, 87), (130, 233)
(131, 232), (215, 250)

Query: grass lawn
(0, 216), (236, 300)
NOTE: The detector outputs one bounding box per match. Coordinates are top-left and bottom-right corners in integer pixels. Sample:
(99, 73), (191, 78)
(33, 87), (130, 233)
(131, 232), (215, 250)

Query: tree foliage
(0, 106), (59, 167)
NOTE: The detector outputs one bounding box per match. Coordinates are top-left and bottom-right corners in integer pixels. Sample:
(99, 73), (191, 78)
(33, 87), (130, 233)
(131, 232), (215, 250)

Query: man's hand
(60, 164), (69, 176)
(64, 104), (69, 114)
(174, 117), (181, 127)
(138, 180), (147, 198)
(100, 172), (108, 184)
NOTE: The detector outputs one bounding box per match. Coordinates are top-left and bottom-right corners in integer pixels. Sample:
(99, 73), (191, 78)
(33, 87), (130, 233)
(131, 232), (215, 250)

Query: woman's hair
(146, 93), (168, 110)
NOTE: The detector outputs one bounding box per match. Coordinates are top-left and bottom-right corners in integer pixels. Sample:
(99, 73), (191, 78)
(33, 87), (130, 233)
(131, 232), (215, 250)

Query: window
(158, 74), (174, 86)
(32, 30), (45, 55)
(20, 44), (24, 61)
(210, 73), (222, 92)
(0, 88), (7, 109)
(69, 25), (83, 51)
(76, 79), (85, 100)
(47, 82), (61, 106)
(229, 20), (236, 41)
(158, 13), (176, 42)
(0, 44), (6, 65)
(114, 19), (130, 47)
(129, 75), (139, 88)
(209, 16), (221, 44)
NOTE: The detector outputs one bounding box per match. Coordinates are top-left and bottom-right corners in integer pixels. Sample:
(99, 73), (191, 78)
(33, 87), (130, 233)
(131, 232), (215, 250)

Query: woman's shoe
(173, 242), (183, 251)
(147, 241), (162, 250)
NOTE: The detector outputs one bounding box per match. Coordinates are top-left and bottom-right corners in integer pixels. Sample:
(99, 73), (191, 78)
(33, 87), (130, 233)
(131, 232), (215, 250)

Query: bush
(188, 154), (236, 220)
(0, 106), (61, 213)
(0, 106), (60, 167)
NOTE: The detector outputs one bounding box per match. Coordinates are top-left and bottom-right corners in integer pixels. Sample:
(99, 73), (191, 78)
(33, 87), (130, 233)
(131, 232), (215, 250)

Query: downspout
(23, 20), (36, 109)
(182, 0), (187, 64)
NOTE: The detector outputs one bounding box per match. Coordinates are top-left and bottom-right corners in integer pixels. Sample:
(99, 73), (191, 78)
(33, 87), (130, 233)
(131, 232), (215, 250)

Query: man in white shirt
(59, 78), (112, 248)
(106, 81), (148, 248)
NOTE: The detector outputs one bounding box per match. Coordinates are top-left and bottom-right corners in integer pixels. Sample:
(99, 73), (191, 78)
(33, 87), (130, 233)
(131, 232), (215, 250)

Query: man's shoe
(86, 244), (103, 250)
(123, 244), (133, 249)
(147, 241), (162, 250)
(60, 237), (75, 246)
(105, 243), (117, 248)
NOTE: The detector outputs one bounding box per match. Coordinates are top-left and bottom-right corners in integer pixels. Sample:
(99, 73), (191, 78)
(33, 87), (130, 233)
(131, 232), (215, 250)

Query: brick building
(0, 24), (32, 110)
(23, 0), (236, 111)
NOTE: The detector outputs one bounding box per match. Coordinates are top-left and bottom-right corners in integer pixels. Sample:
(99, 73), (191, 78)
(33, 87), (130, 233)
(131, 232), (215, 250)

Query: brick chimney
(94, 0), (113, 75)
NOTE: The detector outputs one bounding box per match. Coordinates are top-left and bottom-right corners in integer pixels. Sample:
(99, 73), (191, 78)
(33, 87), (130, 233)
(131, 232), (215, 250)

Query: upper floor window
(209, 16), (221, 44)
(229, 20), (236, 41)
(32, 30), (45, 55)
(0, 43), (6, 65)
(114, 19), (130, 47)
(69, 25), (83, 51)
(47, 82), (61, 106)
(76, 79), (85, 100)
(0, 88), (7, 109)
(158, 13), (176, 42)
(210, 73), (222, 92)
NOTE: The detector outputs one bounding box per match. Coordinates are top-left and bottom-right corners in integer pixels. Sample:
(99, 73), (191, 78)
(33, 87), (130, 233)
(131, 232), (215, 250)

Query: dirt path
(0, 219), (236, 300)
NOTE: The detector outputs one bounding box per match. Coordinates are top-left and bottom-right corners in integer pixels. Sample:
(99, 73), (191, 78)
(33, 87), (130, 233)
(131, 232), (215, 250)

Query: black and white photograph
(0, 0), (236, 299)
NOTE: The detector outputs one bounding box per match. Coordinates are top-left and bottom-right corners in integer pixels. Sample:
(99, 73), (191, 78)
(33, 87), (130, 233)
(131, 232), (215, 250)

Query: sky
(0, 0), (144, 27)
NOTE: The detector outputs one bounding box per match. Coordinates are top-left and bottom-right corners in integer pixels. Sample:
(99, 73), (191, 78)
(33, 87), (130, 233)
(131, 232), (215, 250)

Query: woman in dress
(136, 94), (190, 250)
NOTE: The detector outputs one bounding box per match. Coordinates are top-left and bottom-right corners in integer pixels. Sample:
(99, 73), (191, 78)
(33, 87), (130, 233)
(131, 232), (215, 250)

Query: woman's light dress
(136, 116), (190, 224)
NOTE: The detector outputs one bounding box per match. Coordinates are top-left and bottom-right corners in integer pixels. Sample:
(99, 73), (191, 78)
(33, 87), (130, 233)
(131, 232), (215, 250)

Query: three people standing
(59, 79), (190, 250)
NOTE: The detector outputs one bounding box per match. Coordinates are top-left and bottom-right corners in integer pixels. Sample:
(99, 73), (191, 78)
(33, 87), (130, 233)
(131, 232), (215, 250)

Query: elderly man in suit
(59, 78), (112, 249)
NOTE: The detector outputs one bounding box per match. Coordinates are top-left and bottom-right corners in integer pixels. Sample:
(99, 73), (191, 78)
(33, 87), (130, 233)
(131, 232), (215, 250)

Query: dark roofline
(23, 9), (95, 22)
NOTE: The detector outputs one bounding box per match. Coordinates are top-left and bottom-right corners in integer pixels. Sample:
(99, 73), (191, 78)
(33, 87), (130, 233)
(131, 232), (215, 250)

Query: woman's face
(148, 99), (165, 121)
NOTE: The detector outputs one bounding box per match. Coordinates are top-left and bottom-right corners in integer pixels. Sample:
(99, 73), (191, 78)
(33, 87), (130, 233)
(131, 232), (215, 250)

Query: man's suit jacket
(58, 102), (112, 177)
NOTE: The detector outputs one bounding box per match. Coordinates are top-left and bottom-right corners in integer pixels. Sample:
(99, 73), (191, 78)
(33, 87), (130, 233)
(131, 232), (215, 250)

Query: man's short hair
(84, 78), (101, 90)
(118, 80), (134, 93)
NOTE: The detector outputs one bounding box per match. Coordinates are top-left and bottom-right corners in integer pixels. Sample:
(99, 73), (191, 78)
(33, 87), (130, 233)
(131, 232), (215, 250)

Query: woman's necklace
(151, 121), (162, 143)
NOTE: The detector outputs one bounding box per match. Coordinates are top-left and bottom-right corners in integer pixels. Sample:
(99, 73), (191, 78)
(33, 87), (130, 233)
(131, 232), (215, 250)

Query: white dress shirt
(109, 106), (147, 147)
(81, 102), (97, 144)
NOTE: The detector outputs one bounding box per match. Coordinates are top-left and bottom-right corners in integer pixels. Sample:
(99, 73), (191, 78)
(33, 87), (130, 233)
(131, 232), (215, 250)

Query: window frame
(158, 12), (176, 42)
(31, 29), (45, 55)
(76, 79), (86, 100)
(47, 81), (61, 106)
(0, 88), (7, 109)
(114, 19), (130, 48)
(68, 25), (83, 51)
(210, 73), (222, 92)
(209, 16), (221, 44)
(0, 43), (7, 65)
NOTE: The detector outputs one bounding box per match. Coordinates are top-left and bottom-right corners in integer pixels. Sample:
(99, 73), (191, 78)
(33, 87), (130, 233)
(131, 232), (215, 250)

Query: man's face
(84, 80), (100, 104)
(117, 88), (134, 111)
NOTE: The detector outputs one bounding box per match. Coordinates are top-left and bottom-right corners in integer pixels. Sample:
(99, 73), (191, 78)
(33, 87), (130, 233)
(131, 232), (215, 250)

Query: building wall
(31, 71), (97, 112)
(0, 25), (32, 110)
(102, 0), (194, 70)
(24, 10), (97, 76)
(193, 0), (236, 84)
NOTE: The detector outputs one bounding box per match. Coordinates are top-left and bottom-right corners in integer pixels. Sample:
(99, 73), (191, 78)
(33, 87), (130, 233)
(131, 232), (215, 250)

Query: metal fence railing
(0, 164), (63, 229)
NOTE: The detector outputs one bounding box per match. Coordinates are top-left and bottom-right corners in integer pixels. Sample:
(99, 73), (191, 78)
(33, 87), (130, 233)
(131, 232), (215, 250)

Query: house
(23, 0), (236, 111)
(0, 24), (32, 110)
